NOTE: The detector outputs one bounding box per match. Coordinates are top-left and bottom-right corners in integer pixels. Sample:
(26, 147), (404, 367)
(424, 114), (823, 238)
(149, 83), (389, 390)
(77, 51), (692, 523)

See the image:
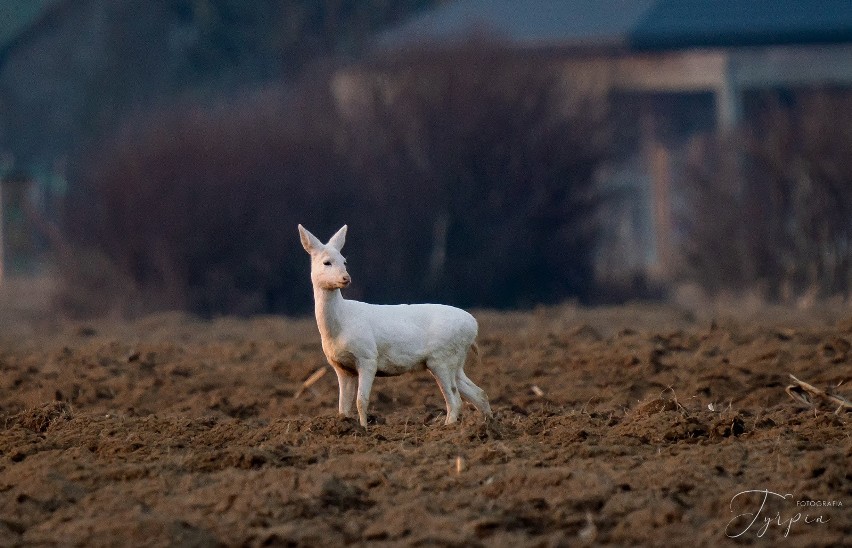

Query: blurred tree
(339, 47), (610, 307)
(0, 0), (441, 171)
(679, 89), (852, 301)
(63, 44), (611, 316)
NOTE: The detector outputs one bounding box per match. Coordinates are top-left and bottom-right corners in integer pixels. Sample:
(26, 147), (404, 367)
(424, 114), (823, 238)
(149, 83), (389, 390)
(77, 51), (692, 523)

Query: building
(0, 0), (58, 282)
(372, 0), (852, 283)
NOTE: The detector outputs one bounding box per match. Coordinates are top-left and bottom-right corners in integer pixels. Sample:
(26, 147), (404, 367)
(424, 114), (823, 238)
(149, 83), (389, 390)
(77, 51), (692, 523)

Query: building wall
(556, 44), (852, 282)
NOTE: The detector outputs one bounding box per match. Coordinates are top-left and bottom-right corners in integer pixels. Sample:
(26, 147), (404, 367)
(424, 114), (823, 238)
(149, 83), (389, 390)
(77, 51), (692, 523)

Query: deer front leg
(356, 358), (378, 427)
(330, 363), (357, 417)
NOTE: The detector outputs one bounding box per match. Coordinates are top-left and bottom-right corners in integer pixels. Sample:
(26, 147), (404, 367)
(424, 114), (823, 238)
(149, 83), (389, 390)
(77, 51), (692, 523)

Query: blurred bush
(65, 86), (353, 316)
(336, 46), (610, 308)
(63, 45), (610, 317)
(679, 89), (852, 301)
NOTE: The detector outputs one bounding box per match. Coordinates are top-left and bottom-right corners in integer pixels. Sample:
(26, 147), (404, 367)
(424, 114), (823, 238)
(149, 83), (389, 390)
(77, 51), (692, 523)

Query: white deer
(298, 224), (493, 427)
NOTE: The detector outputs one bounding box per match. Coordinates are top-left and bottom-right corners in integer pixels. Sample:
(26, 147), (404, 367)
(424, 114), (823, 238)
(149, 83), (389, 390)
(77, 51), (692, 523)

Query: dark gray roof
(379, 0), (852, 51)
(0, 0), (55, 48)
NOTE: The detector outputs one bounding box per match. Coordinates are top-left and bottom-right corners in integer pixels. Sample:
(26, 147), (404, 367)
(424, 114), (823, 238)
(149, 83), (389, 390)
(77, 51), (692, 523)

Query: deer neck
(313, 286), (345, 341)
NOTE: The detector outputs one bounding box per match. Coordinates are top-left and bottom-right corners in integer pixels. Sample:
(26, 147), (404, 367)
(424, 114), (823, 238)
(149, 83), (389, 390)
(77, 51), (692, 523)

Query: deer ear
(326, 225), (347, 251)
(298, 224), (323, 254)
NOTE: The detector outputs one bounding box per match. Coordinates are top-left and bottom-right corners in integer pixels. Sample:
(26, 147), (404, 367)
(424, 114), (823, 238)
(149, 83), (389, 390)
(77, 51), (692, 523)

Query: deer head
(298, 224), (351, 290)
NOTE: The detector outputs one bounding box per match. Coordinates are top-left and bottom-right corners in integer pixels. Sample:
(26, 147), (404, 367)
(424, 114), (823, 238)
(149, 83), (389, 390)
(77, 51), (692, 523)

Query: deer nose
(342, 275), (351, 285)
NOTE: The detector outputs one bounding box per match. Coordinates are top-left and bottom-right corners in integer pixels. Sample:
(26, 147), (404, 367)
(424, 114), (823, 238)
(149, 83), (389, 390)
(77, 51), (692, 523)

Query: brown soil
(1, 304), (850, 546)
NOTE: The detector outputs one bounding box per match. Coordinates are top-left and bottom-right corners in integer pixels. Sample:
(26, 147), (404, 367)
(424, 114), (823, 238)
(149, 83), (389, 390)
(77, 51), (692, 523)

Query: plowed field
(1, 304), (850, 546)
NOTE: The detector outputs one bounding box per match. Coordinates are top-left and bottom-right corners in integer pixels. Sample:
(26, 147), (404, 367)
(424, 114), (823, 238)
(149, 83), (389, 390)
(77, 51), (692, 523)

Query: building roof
(0, 0), (56, 48)
(378, 0), (852, 51)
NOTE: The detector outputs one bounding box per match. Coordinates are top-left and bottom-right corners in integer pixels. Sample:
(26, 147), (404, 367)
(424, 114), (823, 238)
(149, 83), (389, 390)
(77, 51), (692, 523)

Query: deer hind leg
(427, 358), (463, 425)
(457, 368), (493, 418)
(457, 343), (492, 418)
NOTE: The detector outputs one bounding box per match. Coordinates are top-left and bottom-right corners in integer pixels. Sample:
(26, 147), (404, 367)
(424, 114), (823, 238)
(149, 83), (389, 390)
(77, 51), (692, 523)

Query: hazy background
(1, 0), (850, 318)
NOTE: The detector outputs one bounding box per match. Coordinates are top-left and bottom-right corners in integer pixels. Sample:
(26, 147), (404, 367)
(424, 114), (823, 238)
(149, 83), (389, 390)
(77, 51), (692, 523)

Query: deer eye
(323, 260), (331, 266)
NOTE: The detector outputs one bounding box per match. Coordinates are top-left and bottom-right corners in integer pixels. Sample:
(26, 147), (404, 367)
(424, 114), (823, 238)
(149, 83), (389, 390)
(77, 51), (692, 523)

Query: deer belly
(377, 354), (427, 376)
(328, 349), (422, 378)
